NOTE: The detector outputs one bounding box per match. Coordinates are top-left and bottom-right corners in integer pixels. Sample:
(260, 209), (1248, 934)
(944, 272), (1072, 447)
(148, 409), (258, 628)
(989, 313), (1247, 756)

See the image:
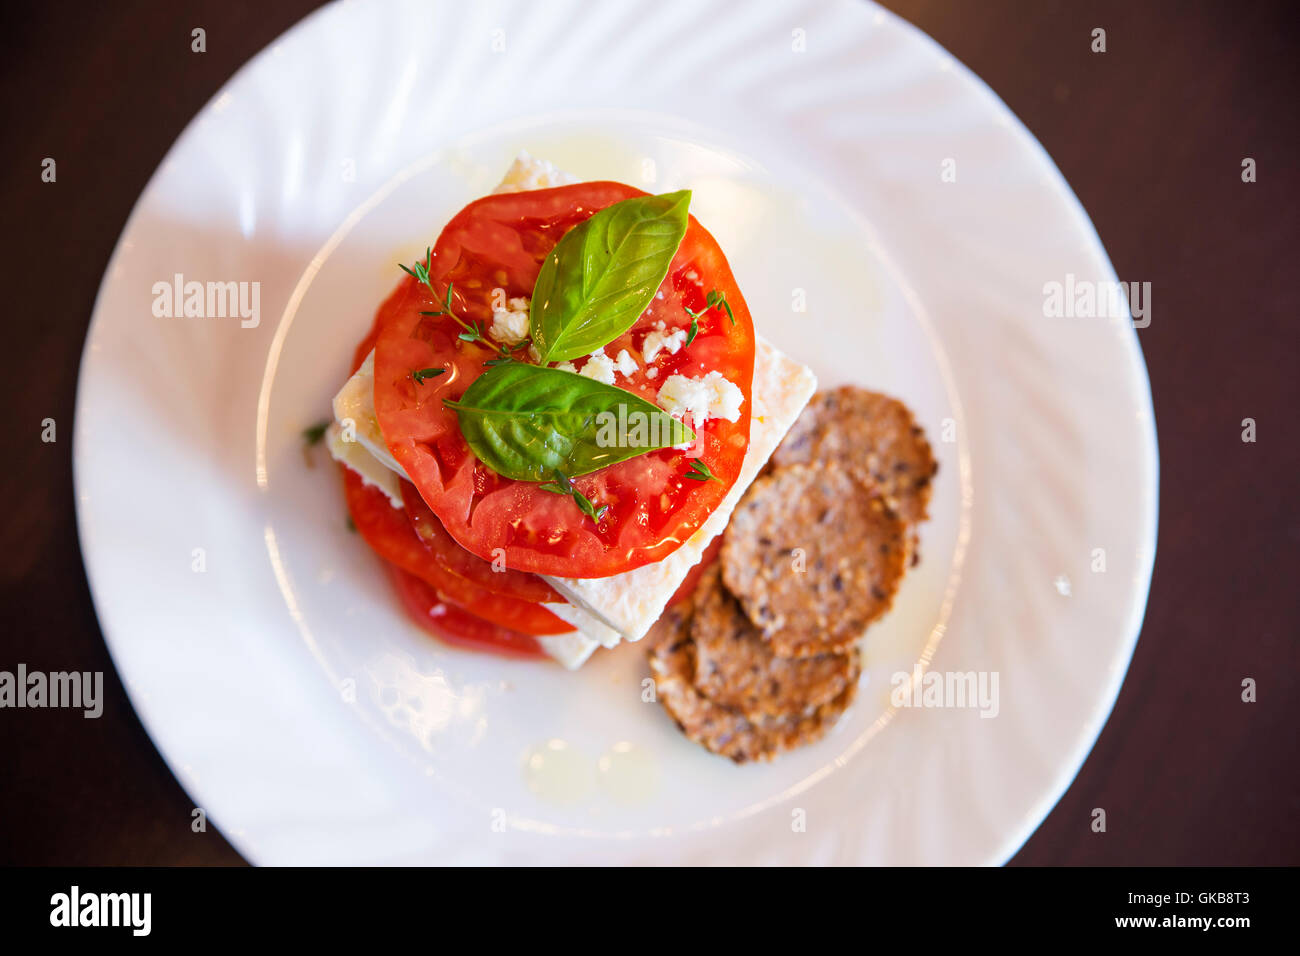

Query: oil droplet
(597, 742), (659, 805)
(523, 739), (593, 805)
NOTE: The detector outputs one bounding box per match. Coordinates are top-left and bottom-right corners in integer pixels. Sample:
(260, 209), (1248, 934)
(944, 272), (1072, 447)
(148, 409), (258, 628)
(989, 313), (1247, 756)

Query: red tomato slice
(665, 535), (723, 608)
(385, 563), (544, 659)
(399, 480), (562, 604)
(372, 182), (756, 578)
(342, 466), (570, 636)
(349, 281), (409, 374)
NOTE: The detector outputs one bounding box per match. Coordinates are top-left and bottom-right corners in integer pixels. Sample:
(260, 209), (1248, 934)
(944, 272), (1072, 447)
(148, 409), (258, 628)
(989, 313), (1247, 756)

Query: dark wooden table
(2, 0), (1295, 866)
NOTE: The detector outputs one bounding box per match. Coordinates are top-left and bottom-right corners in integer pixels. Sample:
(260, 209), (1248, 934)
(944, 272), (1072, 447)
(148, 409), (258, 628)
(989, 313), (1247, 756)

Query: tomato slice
(372, 182), (756, 579)
(342, 466), (570, 636)
(385, 563), (544, 659)
(665, 535), (723, 608)
(399, 480), (562, 604)
(349, 281), (408, 374)
(346, 310), (562, 604)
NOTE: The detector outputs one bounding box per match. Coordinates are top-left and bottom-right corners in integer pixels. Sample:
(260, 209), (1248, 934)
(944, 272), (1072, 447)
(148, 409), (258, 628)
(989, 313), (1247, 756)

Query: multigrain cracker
(645, 601), (857, 763)
(721, 463), (908, 657)
(690, 566), (858, 718)
(773, 386), (938, 524)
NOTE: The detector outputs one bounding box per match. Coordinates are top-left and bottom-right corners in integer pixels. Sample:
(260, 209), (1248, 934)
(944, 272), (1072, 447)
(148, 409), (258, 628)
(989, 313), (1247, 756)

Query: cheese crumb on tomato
(641, 325), (687, 363)
(612, 348), (637, 377)
(657, 371), (745, 425)
(554, 360), (578, 373)
(578, 348), (617, 385)
(488, 288), (530, 345)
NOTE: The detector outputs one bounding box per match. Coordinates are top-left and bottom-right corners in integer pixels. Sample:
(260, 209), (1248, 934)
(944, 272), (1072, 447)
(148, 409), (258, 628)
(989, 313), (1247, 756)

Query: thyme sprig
(412, 367), (445, 385)
(401, 250), (489, 345)
(538, 469), (609, 522)
(685, 288), (735, 327)
(685, 459), (721, 483)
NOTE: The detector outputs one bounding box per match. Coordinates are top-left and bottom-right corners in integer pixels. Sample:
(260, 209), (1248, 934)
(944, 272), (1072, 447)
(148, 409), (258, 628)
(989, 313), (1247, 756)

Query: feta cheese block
(543, 600), (626, 649)
(326, 421), (403, 508)
(331, 335), (814, 654)
(541, 338), (817, 643)
(535, 631), (601, 670)
(331, 350), (409, 480)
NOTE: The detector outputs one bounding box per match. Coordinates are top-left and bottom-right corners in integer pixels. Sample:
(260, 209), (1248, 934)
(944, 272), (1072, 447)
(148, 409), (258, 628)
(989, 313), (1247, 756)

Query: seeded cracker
(646, 602), (858, 763)
(690, 566), (858, 718)
(773, 387), (938, 525)
(722, 463), (908, 657)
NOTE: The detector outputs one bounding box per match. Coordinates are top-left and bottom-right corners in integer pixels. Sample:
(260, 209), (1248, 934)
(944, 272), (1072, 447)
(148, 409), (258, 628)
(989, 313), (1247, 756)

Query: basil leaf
(444, 363), (694, 481)
(531, 190), (691, 363)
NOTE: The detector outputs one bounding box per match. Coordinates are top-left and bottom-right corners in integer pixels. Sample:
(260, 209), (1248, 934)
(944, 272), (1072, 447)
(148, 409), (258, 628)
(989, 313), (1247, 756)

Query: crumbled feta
(646, 367), (658, 379)
(641, 327), (687, 363)
(491, 151), (578, 194)
(579, 349), (617, 385)
(657, 371), (745, 425)
(612, 348), (638, 377)
(488, 288), (530, 345)
(554, 360), (578, 373)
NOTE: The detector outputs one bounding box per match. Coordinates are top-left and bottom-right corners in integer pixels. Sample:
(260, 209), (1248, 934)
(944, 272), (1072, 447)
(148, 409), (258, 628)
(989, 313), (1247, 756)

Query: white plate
(74, 0), (1157, 865)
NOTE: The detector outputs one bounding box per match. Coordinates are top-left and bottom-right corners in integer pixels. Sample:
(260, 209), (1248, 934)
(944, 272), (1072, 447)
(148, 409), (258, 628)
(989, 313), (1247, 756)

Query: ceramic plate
(74, 0), (1157, 864)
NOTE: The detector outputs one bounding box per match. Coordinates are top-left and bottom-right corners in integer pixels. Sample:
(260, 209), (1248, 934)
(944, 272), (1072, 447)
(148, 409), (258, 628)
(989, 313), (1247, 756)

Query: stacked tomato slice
(342, 182), (756, 656)
(342, 314), (564, 658)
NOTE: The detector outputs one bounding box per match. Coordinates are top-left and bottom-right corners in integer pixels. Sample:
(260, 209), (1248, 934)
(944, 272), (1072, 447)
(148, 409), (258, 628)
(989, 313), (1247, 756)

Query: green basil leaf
(444, 363), (694, 481)
(531, 190), (691, 363)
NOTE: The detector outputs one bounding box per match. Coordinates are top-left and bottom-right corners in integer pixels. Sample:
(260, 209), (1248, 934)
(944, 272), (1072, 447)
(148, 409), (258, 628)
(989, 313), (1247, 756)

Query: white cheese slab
(543, 601), (626, 648)
(534, 631), (601, 670)
(325, 421), (403, 507)
(331, 337), (815, 652)
(331, 350), (409, 479)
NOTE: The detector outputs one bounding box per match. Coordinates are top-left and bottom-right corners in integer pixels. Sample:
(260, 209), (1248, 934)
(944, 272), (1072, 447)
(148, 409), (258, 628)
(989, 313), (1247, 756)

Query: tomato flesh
(373, 182), (756, 578)
(665, 535), (723, 609)
(342, 466), (570, 636)
(399, 480), (561, 604)
(385, 564), (545, 659)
